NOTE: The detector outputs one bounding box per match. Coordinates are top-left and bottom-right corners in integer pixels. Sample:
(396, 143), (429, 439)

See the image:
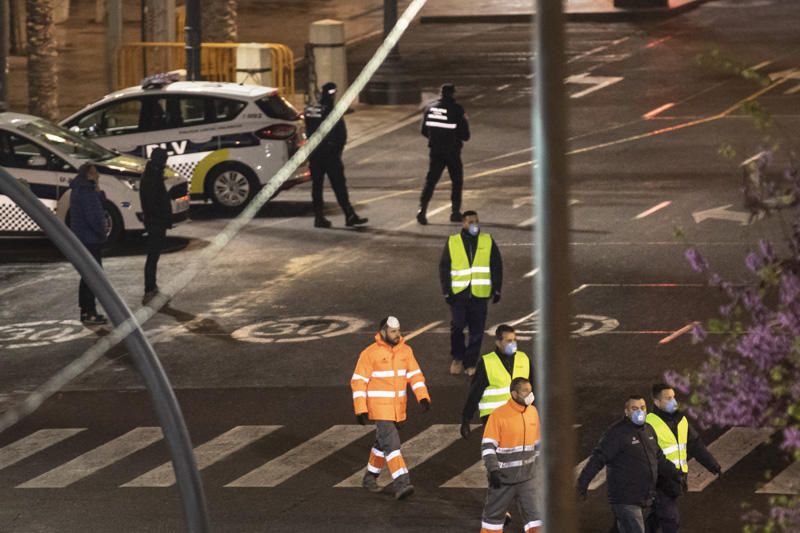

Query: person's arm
(89, 192), (108, 241)
(577, 426), (621, 493)
(481, 413), (501, 474)
(457, 106), (470, 142)
(491, 240), (503, 295)
(687, 420), (721, 474)
(462, 359), (488, 421)
(406, 349), (430, 404)
(440, 242), (452, 295)
(421, 106), (430, 138)
(350, 350), (372, 415)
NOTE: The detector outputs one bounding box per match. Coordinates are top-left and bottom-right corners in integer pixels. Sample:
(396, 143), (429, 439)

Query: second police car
(61, 74), (308, 209)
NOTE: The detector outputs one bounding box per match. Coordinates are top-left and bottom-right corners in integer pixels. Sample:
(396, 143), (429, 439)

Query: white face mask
(523, 392), (535, 406)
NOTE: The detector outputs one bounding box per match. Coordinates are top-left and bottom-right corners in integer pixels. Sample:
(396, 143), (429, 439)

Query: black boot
(450, 211), (463, 222)
(416, 206), (428, 225)
(314, 215), (332, 228)
(346, 212), (368, 226)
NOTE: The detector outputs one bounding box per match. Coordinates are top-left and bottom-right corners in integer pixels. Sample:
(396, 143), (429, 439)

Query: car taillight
(255, 124), (297, 140)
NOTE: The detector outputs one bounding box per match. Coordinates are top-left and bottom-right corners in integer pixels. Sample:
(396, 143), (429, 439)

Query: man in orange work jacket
(480, 377), (542, 533)
(350, 316), (431, 500)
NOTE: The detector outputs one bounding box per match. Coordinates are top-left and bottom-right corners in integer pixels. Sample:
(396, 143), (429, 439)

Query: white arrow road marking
(0, 429), (86, 471)
(634, 201), (672, 220)
(336, 424), (476, 488)
(566, 73), (624, 99)
(122, 426), (281, 488)
(523, 268), (539, 279)
(785, 84), (800, 95)
(768, 68), (800, 82)
(405, 321), (443, 341)
(688, 427), (775, 492)
(226, 425), (372, 488)
(758, 460), (800, 494)
(17, 428), (163, 488)
(692, 204), (752, 225)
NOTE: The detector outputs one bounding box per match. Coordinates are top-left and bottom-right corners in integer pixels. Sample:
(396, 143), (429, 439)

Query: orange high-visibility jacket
(351, 333), (430, 422)
(482, 399), (541, 485)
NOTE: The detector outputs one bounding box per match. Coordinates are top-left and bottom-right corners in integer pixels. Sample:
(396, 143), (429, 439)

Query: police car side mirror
(28, 155), (47, 168)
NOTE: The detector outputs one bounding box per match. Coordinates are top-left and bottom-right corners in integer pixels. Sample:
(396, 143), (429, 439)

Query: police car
(0, 112), (190, 242)
(60, 74), (308, 209)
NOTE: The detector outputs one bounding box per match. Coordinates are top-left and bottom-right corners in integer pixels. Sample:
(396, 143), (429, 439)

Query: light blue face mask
(468, 223), (480, 236)
(630, 410), (646, 426)
(503, 341), (517, 356)
(664, 398), (678, 414)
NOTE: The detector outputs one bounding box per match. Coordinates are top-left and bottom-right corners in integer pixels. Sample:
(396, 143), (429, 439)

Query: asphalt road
(2, 0), (800, 531)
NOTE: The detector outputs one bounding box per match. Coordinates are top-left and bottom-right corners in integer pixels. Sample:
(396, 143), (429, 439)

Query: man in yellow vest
(439, 210), (503, 376)
(646, 383), (721, 533)
(460, 324), (533, 438)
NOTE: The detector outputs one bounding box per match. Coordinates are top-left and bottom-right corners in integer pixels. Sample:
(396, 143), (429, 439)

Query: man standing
(350, 316), (430, 500)
(646, 383), (721, 533)
(577, 396), (679, 533)
(69, 163), (108, 325)
(304, 81), (367, 229)
(140, 147), (172, 304)
(416, 83), (470, 225)
(480, 377), (542, 533)
(461, 324), (533, 438)
(440, 210), (502, 375)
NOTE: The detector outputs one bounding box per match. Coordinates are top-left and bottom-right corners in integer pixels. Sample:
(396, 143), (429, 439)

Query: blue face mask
(503, 342), (517, 356)
(630, 410), (646, 426)
(468, 223), (480, 236)
(664, 399), (678, 414)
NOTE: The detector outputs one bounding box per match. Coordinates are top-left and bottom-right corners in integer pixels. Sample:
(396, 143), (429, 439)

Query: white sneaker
(450, 360), (464, 375)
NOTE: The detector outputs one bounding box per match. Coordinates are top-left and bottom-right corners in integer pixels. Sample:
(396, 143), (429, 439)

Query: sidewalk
(420, 0), (710, 23)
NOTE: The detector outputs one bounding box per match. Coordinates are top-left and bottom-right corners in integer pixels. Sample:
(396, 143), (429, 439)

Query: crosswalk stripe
(757, 461), (800, 494)
(688, 427), (774, 492)
(225, 425), (373, 488)
(0, 429), (86, 471)
(121, 426), (281, 488)
(574, 457), (607, 490)
(16, 427), (163, 489)
(441, 459), (485, 488)
(336, 424), (473, 488)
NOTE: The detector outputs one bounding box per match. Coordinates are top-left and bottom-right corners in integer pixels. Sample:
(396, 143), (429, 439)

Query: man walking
(304, 81), (367, 229)
(480, 377), (542, 533)
(350, 316), (430, 500)
(460, 325), (533, 438)
(416, 83), (470, 225)
(440, 210), (502, 375)
(646, 383), (721, 533)
(577, 396), (679, 533)
(140, 147), (172, 304)
(69, 163), (108, 325)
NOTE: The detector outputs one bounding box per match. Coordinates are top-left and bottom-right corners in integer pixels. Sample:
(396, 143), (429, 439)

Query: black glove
(489, 470), (502, 489)
(578, 486), (587, 501)
(356, 413), (368, 425)
(444, 293), (453, 305)
(712, 465), (722, 476)
(460, 421), (472, 440)
(420, 398), (431, 412)
(492, 292), (501, 304)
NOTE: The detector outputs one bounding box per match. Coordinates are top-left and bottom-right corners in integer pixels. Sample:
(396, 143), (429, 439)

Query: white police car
(60, 75), (308, 209)
(0, 112), (190, 242)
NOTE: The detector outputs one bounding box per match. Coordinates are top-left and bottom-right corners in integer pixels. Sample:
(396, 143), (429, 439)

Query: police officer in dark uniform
(304, 82), (367, 229)
(417, 83), (470, 225)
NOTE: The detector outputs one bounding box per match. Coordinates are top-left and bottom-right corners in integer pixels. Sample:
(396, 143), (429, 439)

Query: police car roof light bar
(141, 70), (186, 90)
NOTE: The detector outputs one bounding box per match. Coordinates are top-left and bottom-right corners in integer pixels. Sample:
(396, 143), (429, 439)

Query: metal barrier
(115, 42), (295, 96)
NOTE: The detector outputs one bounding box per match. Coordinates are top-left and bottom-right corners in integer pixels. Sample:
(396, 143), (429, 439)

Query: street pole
(106, 0), (122, 92)
(184, 0), (201, 80)
(532, 0), (576, 532)
(0, 0), (9, 111)
(360, 0), (418, 105)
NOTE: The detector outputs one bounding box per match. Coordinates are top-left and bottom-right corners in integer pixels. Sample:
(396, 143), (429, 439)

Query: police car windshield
(19, 120), (116, 161)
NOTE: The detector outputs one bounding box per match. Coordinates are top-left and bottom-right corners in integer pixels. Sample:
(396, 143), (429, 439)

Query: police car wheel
(207, 163), (259, 209)
(103, 201), (124, 244)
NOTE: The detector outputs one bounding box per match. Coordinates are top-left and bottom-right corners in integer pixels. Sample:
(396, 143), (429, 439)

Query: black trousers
(646, 488), (680, 533)
(145, 226), (167, 293)
(310, 152), (353, 217)
(420, 148), (463, 214)
(78, 243), (103, 314)
(449, 293), (488, 368)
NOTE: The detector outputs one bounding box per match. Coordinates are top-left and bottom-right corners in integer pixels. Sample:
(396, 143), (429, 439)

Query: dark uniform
(304, 82), (367, 228)
(417, 84), (470, 225)
(140, 147), (172, 300)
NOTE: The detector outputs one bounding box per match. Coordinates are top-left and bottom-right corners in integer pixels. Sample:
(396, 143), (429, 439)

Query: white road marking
(441, 459), (486, 488)
(122, 426), (281, 487)
(231, 316), (368, 344)
(0, 429), (86, 470)
(225, 425), (373, 487)
(523, 268), (539, 279)
(0, 266), (72, 298)
(567, 37), (630, 64)
(643, 104), (675, 120)
(658, 322), (697, 345)
(633, 201), (672, 220)
(692, 204), (751, 225)
(496, 84), (511, 91)
(337, 424), (474, 488)
(768, 68), (800, 82)
(17, 427), (163, 488)
(575, 456), (607, 490)
(758, 461), (800, 494)
(399, 203), (452, 230)
(405, 321), (443, 341)
(518, 199), (578, 226)
(566, 73), (624, 99)
(749, 60), (774, 71)
(345, 113), (421, 152)
(785, 84), (800, 95)
(688, 427), (775, 492)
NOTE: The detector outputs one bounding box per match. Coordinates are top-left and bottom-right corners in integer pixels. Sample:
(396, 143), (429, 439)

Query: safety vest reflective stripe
(411, 382), (427, 390)
(448, 233), (493, 298)
(371, 370), (406, 378)
(406, 369), (422, 378)
(426, 121), (457, 129)
(497, 457), (537, 469)
(351, 373), (369, 383)
(662, 443), (687, 455)
(646, 413), (689, 474)
(365, 390), (407, 398)
(478, 351), (531, 418)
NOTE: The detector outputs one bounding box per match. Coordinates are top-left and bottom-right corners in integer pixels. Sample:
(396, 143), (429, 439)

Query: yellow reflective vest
(478, 351), (530, 418)
(448, 233), (493, 298)
(646, 412), (689, 473)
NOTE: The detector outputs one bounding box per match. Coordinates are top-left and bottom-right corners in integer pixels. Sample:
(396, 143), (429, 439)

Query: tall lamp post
(0, 0), (8, 111)
(185, 0), (201, 80)
(361, 0), (419, 104)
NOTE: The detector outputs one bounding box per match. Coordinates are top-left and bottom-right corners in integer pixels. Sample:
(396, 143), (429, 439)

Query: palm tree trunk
(26, 0), (58, 120)
(201, 0), (237, 42)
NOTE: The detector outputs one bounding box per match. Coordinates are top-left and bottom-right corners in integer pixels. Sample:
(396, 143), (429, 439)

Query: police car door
(0, 129), (74, 203)
(67, 97), (144, 155)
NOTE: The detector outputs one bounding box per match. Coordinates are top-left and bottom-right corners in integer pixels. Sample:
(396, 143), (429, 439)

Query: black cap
(441, 83), (456, 97)
(150, 147), (168, 167)
(322, 82), (337, 95)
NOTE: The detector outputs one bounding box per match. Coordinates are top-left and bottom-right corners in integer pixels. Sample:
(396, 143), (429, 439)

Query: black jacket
(650, 407), (721, 490)
(462, 349), (534, 422)
(139, 161), (172, 230)
(439, 230), (503, 297)
(421, 96), (470, 152)
(304, 102), (347, 156)
(69, 175), (107, 245)
(577, 417), (678, 506)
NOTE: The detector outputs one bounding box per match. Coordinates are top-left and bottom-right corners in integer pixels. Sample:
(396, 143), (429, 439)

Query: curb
(420, 0), (710, 24)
